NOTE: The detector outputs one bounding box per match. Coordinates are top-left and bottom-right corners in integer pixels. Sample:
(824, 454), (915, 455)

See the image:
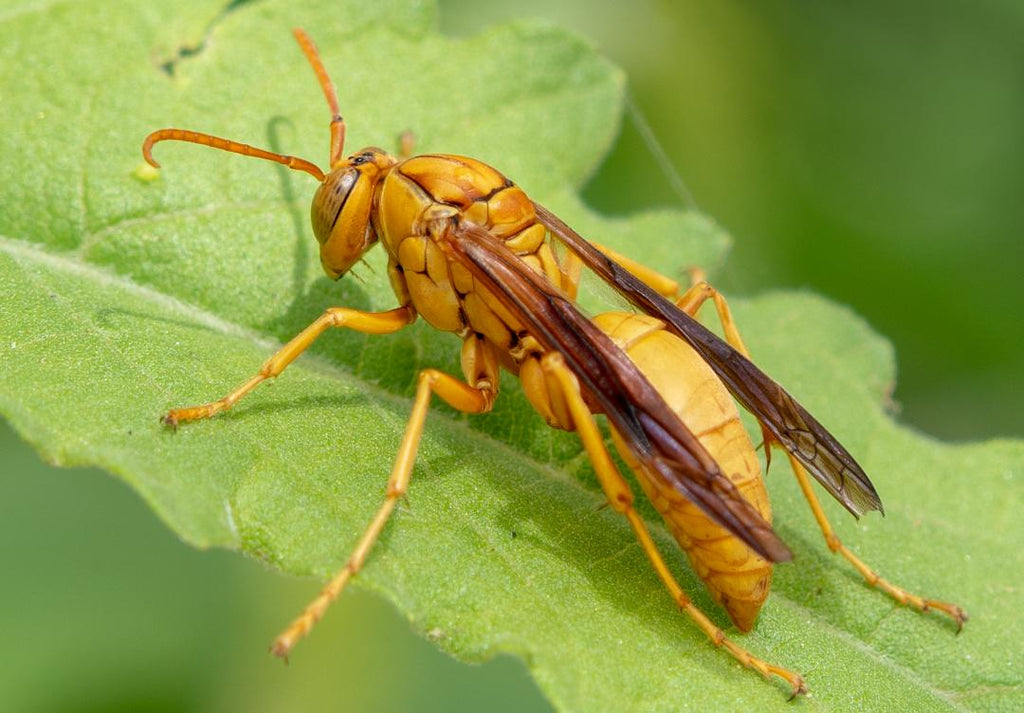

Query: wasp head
(311, 148), (396, 279)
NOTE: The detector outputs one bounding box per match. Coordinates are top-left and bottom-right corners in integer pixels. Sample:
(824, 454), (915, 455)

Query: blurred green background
(3, 2), (1021, 711)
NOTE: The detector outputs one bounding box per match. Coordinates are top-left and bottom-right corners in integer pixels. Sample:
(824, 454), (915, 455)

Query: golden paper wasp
(142, 28), (966, 696)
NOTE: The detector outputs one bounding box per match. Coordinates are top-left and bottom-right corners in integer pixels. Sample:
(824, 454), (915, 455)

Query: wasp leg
(541, 352), (807, 697)
(163, 305), (416, 427)
(673, 270), (753, 357)
(785, 451), (968, 631)
(272, 337), (500, 657)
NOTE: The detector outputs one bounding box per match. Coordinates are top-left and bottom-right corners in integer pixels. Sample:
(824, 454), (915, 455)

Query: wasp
(142, 29), (966, 696)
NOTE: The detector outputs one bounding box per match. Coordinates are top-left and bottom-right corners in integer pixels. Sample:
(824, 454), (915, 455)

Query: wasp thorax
(311, 165), (378, 279)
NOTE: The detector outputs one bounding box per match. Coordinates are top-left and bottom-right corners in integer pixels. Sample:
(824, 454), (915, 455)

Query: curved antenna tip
(141, 133), (162, 168)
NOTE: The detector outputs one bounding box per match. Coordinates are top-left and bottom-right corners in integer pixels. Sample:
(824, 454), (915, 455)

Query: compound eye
(311, 168), (359, 246)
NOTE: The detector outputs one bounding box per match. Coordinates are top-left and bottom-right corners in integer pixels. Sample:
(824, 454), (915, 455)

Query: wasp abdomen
(595, 312), (774, 631)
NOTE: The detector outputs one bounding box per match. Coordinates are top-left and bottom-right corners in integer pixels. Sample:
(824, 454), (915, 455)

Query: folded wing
(533, 203), (883, 518)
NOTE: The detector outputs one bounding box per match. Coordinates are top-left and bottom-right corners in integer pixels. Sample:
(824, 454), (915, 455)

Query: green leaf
(1, 1), (1020, 712)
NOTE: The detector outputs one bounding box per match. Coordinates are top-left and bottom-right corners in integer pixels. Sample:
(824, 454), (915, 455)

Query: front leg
(163, 305), (416, 426)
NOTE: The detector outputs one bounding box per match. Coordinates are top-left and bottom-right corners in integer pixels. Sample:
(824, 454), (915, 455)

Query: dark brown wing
(533, 203), (883, 518)
(439, 221), (793, 563)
